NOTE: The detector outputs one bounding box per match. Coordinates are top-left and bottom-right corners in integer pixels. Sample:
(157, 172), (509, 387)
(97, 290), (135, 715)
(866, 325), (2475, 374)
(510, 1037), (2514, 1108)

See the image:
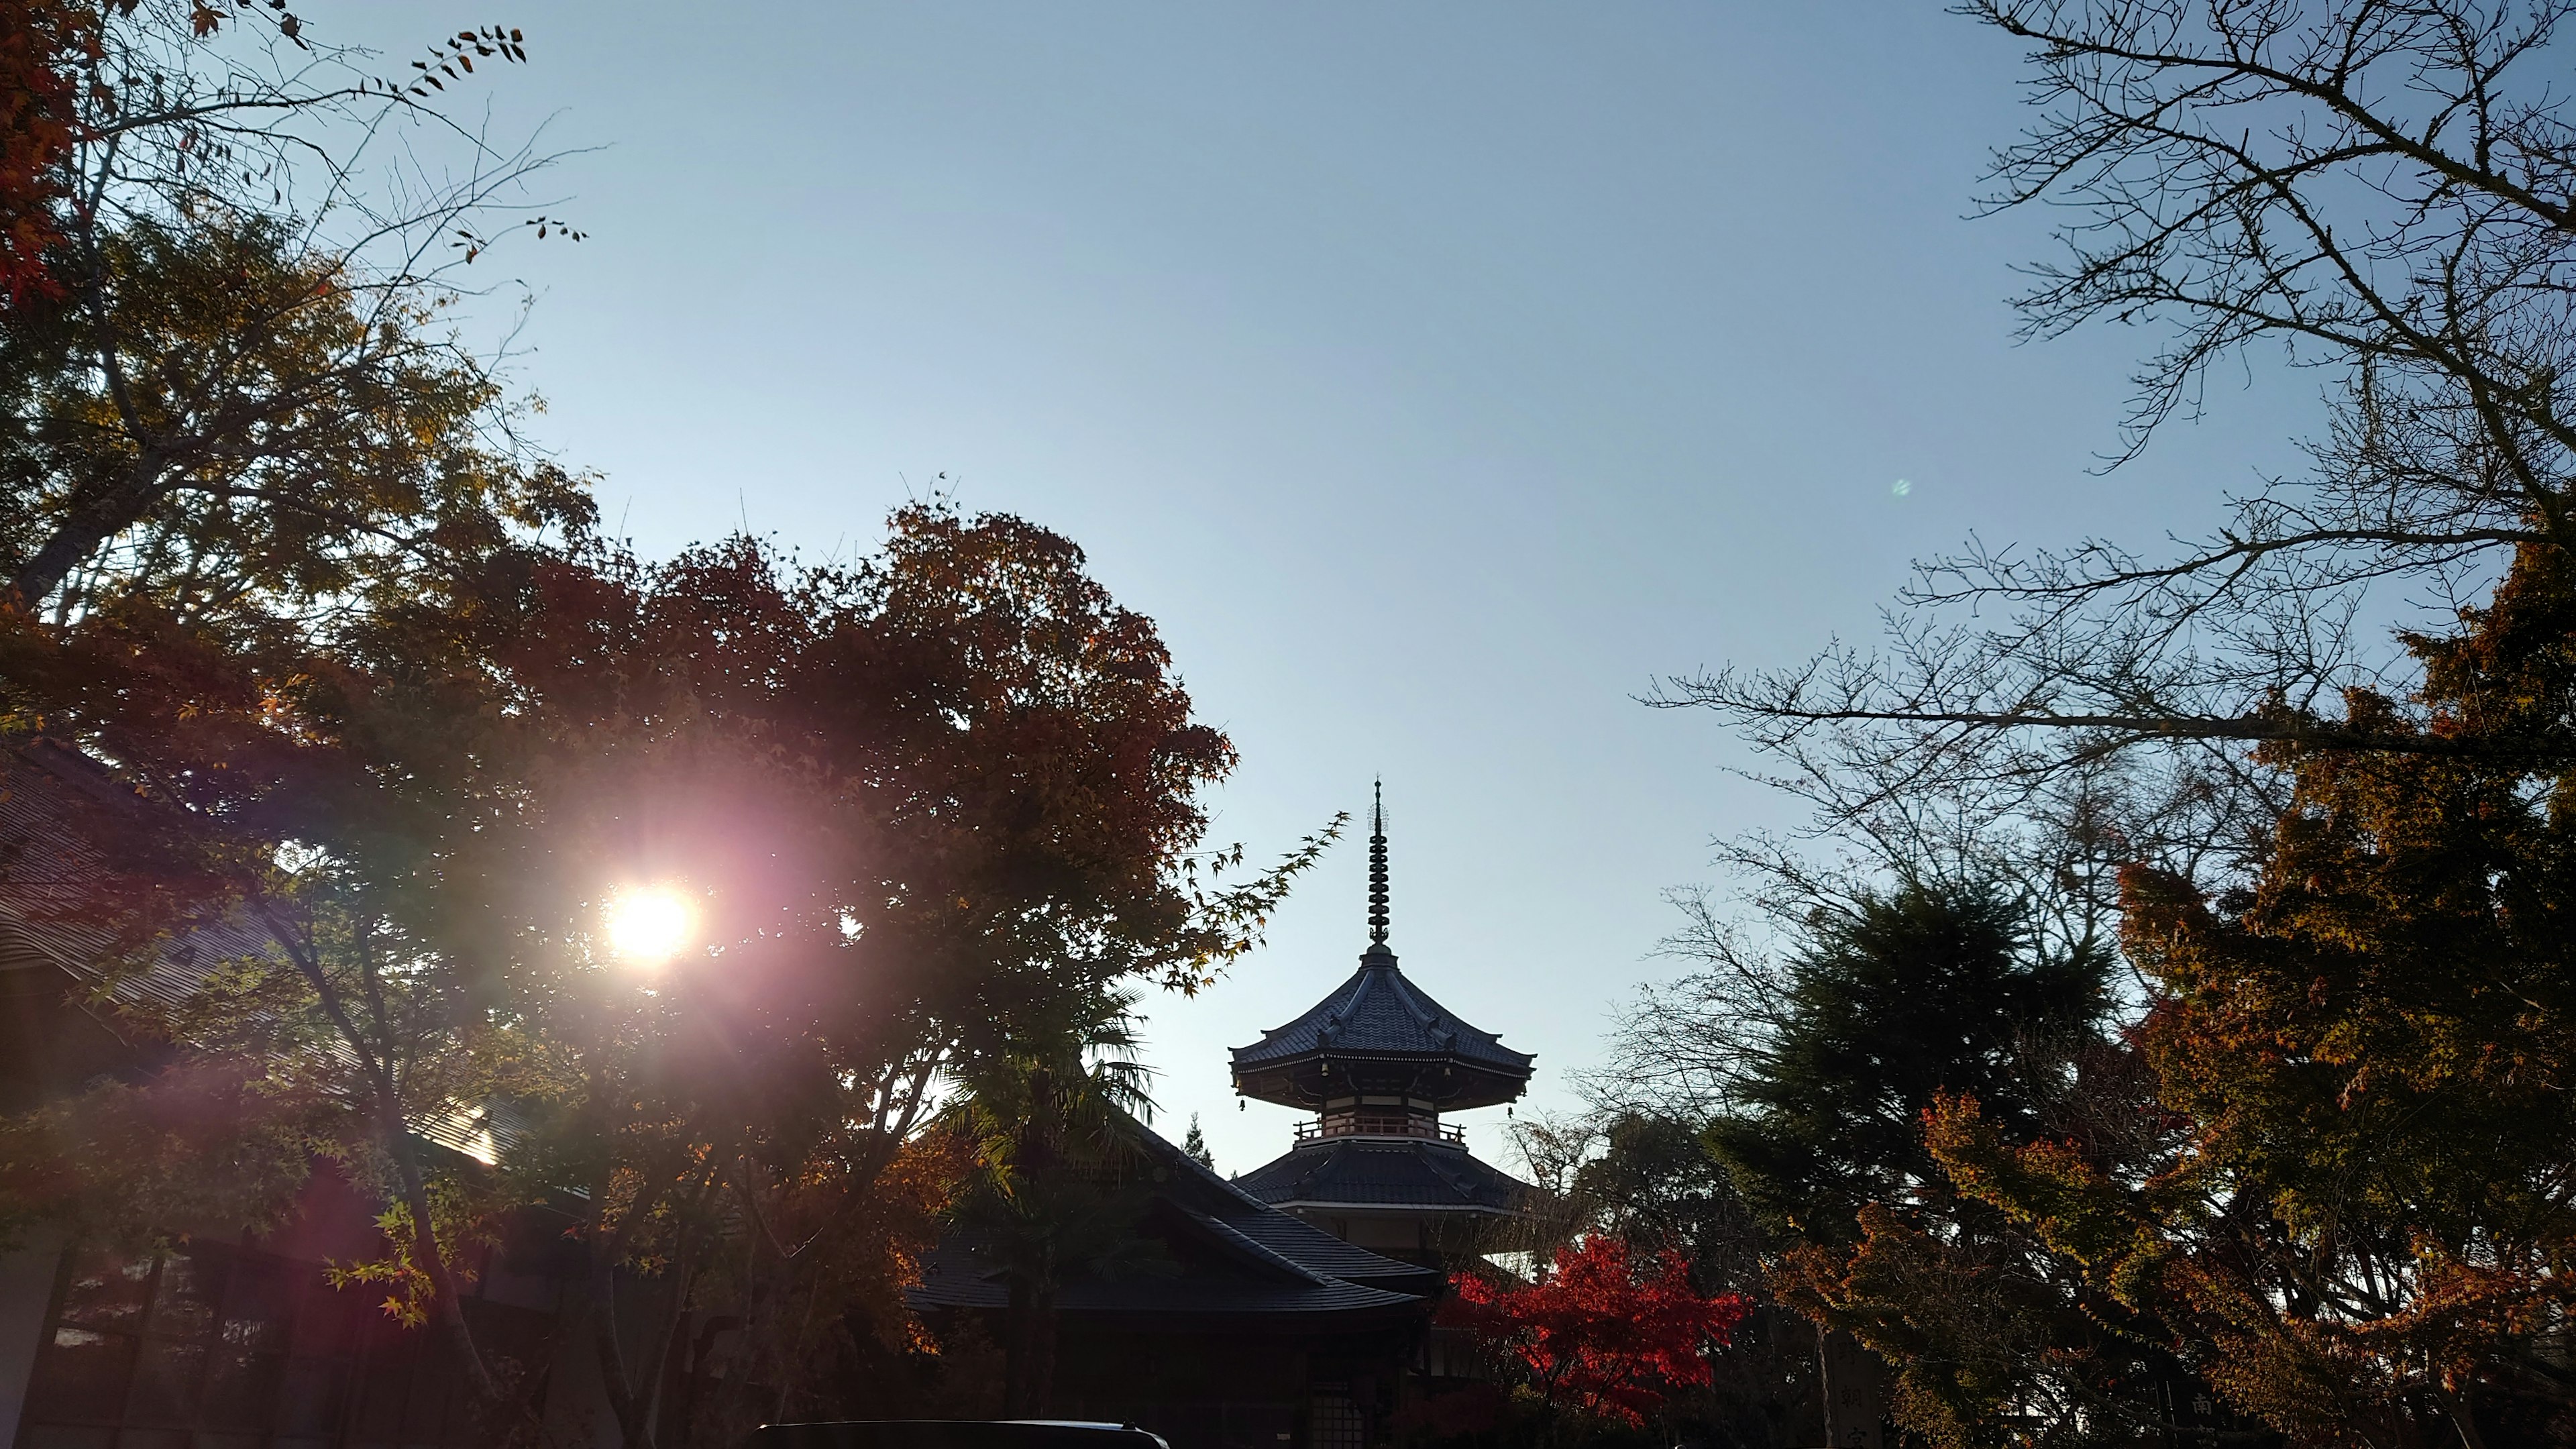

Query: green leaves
(1707, 877), (2110, 1240)
(2, 213), (594, 627)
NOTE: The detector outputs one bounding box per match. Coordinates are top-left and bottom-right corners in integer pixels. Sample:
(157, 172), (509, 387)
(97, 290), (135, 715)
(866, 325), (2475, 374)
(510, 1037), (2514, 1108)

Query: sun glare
(604, 887), (696, 966)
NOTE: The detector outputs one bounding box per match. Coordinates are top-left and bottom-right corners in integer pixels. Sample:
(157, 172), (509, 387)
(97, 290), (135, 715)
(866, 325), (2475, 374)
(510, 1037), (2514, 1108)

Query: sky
(337, 2), (2318, 1175)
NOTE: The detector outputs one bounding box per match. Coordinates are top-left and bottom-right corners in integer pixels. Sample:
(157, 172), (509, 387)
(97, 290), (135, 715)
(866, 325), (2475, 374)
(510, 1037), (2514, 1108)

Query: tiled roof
(1230, 946), (1533, 1076)
(908, 1114), (1442, 1323)
(0, 741), (284, 1016)
(0, 740), (527, 1167)
(1232, 1136), (1535, 1215)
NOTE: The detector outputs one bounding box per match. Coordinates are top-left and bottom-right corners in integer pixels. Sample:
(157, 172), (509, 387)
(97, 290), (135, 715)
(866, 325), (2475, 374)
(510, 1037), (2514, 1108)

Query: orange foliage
(1913, 546), (2576, 1444)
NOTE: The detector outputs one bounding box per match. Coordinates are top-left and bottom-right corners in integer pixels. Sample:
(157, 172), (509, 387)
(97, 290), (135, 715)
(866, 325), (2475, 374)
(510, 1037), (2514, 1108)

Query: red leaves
(0, 0), (93, 305)
(1443, 1236), (1748, 1426)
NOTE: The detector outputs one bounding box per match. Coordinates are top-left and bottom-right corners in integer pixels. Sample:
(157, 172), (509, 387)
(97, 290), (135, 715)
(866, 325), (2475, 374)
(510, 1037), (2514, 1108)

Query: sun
(604, 886), (696, 966)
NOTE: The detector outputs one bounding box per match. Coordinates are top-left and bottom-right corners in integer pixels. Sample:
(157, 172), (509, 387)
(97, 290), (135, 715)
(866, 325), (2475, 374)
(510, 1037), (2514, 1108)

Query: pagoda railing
(1295, 1116), (1466, 1144)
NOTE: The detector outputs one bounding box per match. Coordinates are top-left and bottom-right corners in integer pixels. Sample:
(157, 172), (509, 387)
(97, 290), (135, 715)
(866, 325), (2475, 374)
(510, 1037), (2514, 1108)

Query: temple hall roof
(907, 1114), (1442, 1328)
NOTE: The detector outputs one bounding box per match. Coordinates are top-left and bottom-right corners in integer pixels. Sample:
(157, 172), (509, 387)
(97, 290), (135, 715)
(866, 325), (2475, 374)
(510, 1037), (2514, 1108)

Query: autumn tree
(1640, 9), (2576, 1442)
(0, 543), (572, 1420)
(1, 0), (584, 623)
(382, 508), (1326, 1444)
(0, 8), (594, 1421)
(1591, 869), (2180, 1446)
(0, 11), (659, 1427)
(1444, 1235), (1750, 1428)
(0, 504), (1332, 1447)
(1489, 1110), (1832, 1449)
(1778, 1061), (2208, 1448)
(1921, 540), (2576, 1448)
(0, 0), (86, 303)
(1, 13), (1338, 1449)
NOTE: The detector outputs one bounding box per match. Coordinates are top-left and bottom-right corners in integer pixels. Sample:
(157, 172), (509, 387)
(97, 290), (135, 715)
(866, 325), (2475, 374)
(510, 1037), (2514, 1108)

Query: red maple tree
(0, 0), (91, 303)
(1444, 1236), (1750, 1426)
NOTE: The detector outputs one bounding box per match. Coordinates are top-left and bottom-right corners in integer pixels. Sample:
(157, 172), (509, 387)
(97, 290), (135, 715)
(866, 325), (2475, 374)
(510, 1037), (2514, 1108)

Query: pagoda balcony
(1295, 1114), (1467, 1145)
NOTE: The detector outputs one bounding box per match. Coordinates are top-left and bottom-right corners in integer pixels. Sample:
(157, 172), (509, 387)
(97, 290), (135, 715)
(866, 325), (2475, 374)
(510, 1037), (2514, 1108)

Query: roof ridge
(1168, 1202), (1332, 1286)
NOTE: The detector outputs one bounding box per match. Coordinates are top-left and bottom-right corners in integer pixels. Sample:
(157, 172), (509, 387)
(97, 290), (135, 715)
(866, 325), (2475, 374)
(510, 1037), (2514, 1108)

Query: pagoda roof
(1230, 945), (1534, 1079)
(1234, 1135), (1535, 1216)
(1230, 787), (1534, 1112)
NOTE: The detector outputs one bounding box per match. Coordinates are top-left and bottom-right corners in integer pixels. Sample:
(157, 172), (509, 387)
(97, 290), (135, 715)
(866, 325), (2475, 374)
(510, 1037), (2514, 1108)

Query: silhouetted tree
(2, 506), (1334, 1446)
(1659, 0), (2576, 850)
(1722, 881), (2102, 1235)
(1928, 541), (2576, 1447)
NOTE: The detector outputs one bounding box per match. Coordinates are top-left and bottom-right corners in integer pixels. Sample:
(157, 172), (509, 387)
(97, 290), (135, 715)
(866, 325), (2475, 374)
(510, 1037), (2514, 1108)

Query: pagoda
(1230, 786), (1537, 1265)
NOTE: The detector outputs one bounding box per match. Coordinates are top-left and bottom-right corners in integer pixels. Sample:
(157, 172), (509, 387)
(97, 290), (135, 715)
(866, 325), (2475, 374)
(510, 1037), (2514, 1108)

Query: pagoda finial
(1367, 780), (1390, 946)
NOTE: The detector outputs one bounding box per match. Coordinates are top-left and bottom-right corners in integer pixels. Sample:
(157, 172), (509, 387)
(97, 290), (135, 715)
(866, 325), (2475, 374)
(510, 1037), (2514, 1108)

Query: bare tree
(1660, 0), (2576, 843)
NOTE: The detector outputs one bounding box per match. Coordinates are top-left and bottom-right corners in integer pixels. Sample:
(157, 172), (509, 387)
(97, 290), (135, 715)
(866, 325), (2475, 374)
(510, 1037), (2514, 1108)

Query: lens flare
(604, 887), (696, 966)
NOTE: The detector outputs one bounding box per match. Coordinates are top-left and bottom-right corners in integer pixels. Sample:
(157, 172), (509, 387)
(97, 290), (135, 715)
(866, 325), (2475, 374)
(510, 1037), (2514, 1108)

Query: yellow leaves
(1926, 1091), (2151, 1288)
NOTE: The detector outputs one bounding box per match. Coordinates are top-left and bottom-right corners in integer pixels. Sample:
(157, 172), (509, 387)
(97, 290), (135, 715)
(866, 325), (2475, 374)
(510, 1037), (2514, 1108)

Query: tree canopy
(1921, 543), (2576, 1446)
(1705, 879), (2110, 1241)
(2, 502), (1332, 1445)
(1598, 5), (2576, 1448)
(1445, 1236), (1750, 1428)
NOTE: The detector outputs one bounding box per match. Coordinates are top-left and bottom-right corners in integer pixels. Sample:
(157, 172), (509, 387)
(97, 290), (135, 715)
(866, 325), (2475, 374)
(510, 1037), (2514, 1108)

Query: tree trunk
(1026, 1284), (1059, 1419)
(590, 1254), (658, 1449)
(672, 1313), (738, 1449)
(9, 460), (176, 609)
(1003, 1276), (1038, 1417)
(384, 1116), (500, 1404)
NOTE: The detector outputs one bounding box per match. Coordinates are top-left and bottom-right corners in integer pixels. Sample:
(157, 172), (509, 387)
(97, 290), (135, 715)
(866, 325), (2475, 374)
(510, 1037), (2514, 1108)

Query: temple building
(1230, 788), (1538, 1267)
(904, 786), (1544, 1449)
(1, 746), (1550, 1449)
(906, 1125), (1440, 1449)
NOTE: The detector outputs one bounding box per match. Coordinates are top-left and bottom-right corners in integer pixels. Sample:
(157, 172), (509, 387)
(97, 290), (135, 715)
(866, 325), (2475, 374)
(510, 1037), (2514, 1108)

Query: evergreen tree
(1181, 1114), (1214, 1171)
(1717, 880), (2199, 1447)
(1572, 1114), (1756, 1289)
(1707, 877), (2108, 1238)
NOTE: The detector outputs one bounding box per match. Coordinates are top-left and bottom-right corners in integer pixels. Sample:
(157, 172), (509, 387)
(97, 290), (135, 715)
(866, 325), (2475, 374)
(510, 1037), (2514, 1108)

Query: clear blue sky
(364, 2), (2311, 1174)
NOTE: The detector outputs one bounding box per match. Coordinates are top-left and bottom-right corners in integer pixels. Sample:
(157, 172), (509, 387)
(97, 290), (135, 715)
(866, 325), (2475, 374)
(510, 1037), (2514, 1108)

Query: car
(743, 1420), (1175, 1449)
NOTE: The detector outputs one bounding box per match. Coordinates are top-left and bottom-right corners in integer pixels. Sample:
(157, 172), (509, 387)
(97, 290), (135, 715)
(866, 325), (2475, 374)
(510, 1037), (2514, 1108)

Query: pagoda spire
(1230, 777), (1537, 1115)
(1367, 780), (1390, 947)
